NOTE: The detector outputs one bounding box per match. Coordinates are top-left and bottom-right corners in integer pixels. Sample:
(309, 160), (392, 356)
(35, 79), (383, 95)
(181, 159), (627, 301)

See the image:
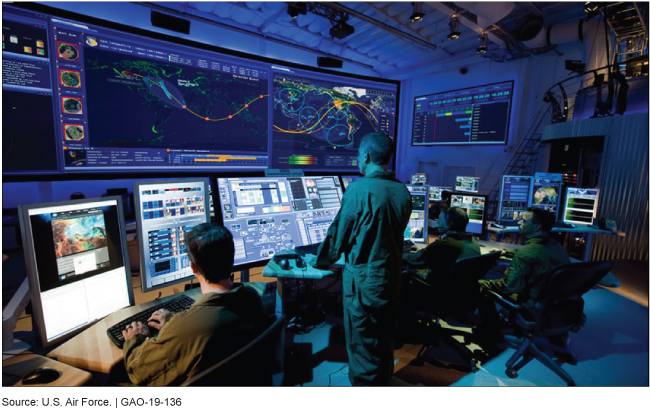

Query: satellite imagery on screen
(83, 46), (269, 153)
(52, 214), (107, 258)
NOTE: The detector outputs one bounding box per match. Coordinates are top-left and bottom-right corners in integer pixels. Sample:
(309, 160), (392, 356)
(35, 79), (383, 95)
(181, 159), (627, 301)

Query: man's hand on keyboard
(148, 308), (171, 331)
(122, 320), (151, 341)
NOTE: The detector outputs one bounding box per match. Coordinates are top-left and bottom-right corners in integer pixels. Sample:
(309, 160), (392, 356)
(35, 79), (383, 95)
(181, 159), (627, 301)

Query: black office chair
(405, 251), (502, 372)
(485, 260), (614, 386)
(181, 314), (286, 386)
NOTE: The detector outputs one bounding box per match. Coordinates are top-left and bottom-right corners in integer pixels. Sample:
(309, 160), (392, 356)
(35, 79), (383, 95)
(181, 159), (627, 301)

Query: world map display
(534, 186), (559, 205)
(83, 46), (268, 153)
(271, 73), (396, 168)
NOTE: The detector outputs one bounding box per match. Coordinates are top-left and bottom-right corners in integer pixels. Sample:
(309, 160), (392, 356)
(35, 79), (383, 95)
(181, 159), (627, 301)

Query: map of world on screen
(84, 46), (269, 154)
(271, 71), (397, 171)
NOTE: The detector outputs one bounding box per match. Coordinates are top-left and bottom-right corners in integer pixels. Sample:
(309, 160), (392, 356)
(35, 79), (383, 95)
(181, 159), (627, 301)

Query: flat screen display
(341, 175), (361, 190)
(428, 186), (453, 201)
(450, 192), (488, 236)
(133, 178), (210, 292)
(412, 81), (514, 145)
(455, 176), (480, 193)
(531, 172), (563, 218)
(215, 175), (344, 268)
(563, 188), (600, 225)
(498, 175), (533, 221)
(18, 197), (133, 347)
(405, 185), (429, 243)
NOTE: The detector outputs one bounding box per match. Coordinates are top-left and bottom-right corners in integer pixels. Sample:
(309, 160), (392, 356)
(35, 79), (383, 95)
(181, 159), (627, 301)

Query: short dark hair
(448, 207), (469, 232)
(186, 223), (234, 283)
(441, 190), (452, 202)
(359, 132), (393, 165)
(526, 207), (555, 233)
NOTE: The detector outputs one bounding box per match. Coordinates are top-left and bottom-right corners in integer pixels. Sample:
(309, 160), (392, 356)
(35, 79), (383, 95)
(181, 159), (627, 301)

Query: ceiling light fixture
(409, 2), (425, 23)
(448, 15), (461, 40)
(287, 2), (307, 19)
(477, 33), (488, 54)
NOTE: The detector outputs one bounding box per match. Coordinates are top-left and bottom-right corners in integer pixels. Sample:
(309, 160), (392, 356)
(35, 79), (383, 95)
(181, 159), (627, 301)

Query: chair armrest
(484, 289), (524, 313)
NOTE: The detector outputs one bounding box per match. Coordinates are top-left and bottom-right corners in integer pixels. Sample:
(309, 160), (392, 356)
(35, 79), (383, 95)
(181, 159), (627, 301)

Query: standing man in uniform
(313, 132), (412, 386)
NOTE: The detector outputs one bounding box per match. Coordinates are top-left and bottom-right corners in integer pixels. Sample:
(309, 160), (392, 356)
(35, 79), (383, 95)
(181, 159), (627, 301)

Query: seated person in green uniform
(121, 223), (264, 386)
(403, 207), (481, 282)
(314, 132), (412, 386)
(476, 208), (570, 346)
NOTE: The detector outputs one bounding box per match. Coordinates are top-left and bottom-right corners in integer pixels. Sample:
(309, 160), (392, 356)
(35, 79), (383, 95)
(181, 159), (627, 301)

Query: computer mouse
(22, 367), (60, 385)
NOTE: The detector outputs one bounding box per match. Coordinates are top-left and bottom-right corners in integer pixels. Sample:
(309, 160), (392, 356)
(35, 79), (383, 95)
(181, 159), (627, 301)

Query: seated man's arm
(479, 255), (530, 297)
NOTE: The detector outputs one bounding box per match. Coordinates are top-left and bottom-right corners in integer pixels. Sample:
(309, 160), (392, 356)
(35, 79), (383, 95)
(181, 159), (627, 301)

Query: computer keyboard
(106, 294), (195, 349)
(553, 221), (575, 229)
(295, 243), (321, 257)
(498, 220), (520, 227)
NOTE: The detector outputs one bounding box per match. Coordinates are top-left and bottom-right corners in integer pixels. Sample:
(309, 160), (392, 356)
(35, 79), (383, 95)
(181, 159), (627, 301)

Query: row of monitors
(422, 176), (480, 197)
(17, 174), (349, 348)
(498, 173), (600, 225)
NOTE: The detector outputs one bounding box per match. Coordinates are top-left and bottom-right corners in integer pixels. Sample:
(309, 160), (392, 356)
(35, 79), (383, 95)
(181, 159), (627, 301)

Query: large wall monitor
(412, 81), (514, 145)
(271, 65), (398, 172)
(498, 175), (533, 221)
(18, 197), (133, 347)
(2, 3), (400, 175)
(449, 192), (488, 236)
(429, 186), (453, 201)
(133, 178), (210, 292)
(563, 188), (600, 226)
(531, 172), (563, 218)
(214, 175), (344, 269)
(455, 176), (480, 193)
(405, 185), (429, 243)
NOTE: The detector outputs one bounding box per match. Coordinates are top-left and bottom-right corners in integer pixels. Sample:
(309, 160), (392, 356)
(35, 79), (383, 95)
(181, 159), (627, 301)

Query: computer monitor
(531, 172), (563, 219)
(214, 175), (344, 269)
(563, 188), (600, 226)
(428, 186), (453, 201)
(498, 175), (534, 221)
(18, 197), (133, 348)
(411, 173), (427, 185)
(455, 176), (480, 193)
(341, 175), (361, 191)
(449, 192), (488, 236)
(405, 185), (429, 243)
(133, 178), (210, 293)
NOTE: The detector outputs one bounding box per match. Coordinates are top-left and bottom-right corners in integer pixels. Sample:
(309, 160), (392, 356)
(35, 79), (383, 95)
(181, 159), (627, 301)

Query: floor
(4, 251), (648, 388)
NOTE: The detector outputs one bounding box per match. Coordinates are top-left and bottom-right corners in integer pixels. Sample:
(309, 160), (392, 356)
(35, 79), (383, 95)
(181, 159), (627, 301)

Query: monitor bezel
(454, 176), (481, 194)
(563, 187), (601, 226)
(448, 191), (489, 237)
(133, 177), (210, 293)
(498, 174), (534, 222)
(18, 196), (134, 348)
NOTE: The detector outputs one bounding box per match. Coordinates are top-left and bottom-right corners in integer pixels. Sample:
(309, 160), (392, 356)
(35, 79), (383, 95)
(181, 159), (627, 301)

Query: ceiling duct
(513, 14), (544, 41)
(458, 2), (516, 29)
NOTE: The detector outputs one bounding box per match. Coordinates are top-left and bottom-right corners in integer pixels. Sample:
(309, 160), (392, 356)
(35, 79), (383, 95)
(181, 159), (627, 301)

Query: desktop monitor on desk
(455, 176), (480, 193)
(563, 188), (600, 226)
(449, 192), (488, 236)
(214, 175), (344, 270)
(341, 175), (361, 191)
(18, 197), (134, 348)
(405, 185), (429, 243)
(498, 175), (533, 221)
(531, 172), (563, 219)
(133, 178), (211, 293)
(428, 186), (453, 202)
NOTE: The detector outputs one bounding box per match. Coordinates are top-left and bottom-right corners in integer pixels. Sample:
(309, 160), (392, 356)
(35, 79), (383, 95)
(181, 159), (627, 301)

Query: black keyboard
(106, 294), (195, 349)
(295, 243), (321, 257)
(498, 220), (520, 227)
(553, 221), (575, 229)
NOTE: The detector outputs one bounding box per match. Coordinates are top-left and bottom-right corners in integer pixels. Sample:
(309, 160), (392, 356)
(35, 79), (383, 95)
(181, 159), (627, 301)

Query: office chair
(181, 314), (287, 386)
(485, 260), (614, 386)
(405, 251), (502, 372)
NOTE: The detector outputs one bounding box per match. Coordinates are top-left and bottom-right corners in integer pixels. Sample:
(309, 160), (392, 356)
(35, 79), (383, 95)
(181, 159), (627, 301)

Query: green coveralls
(315, 170), (412, 385)
(123, 284), (263, 386)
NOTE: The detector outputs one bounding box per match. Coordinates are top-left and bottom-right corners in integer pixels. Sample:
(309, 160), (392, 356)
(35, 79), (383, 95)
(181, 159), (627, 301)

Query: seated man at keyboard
(121, 223), (264, 386)
(402, 207), (481, 282)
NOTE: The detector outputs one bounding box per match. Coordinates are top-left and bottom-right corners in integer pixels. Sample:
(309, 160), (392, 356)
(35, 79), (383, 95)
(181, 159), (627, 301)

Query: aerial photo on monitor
(534, 186), (558, 205)
(52, 214), (107, 258)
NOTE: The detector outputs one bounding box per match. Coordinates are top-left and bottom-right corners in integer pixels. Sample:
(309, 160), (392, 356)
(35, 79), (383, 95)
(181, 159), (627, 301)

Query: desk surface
(3, 353), (93, 386)
(47, 288), (203, 374)
(488, 223), (625, 236)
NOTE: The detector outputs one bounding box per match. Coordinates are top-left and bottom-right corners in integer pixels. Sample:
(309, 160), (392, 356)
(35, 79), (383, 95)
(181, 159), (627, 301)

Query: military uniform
(123, 284), (263, 386)
(315, 169), (411, 385)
